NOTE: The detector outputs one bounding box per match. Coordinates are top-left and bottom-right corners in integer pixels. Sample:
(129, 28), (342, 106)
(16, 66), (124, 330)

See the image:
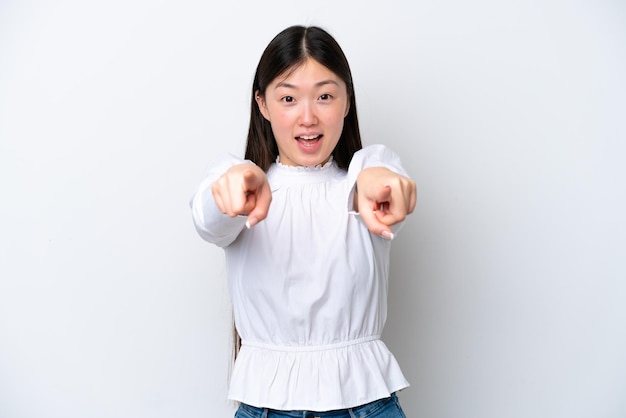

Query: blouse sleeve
(190, 154), (253, 247)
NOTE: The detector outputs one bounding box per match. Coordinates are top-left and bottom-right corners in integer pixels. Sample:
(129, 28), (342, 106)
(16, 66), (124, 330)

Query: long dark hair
(245, 25), (362, 171)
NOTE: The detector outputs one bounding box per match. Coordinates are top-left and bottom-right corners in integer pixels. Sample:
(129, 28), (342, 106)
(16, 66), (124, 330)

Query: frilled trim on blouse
(227, 337), (409, 411)
(275, 156), (335, 171)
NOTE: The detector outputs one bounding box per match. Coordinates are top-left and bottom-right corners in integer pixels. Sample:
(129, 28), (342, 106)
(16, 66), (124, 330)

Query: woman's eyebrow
(315, 80), (340, 88)
(274, 79), (340, 89)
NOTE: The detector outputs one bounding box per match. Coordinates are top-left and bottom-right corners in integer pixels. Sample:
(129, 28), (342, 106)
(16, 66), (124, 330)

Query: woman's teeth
(298, 135), (321, 140)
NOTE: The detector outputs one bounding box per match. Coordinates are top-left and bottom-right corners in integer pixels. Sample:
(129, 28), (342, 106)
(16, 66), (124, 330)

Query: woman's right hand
(211, 163), (272, 228)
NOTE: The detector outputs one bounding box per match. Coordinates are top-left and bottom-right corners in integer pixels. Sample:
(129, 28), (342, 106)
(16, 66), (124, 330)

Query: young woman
(191, 25), (416, 418)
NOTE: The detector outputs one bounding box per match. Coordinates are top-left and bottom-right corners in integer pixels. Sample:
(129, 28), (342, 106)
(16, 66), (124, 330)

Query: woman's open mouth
(296, 134), (322, 147)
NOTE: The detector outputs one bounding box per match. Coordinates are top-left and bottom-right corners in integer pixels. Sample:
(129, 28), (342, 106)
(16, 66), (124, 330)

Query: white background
(1, 1), (625, 417)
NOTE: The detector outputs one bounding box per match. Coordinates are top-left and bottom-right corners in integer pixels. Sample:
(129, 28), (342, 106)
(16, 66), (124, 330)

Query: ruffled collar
(274, 156), (335, 171)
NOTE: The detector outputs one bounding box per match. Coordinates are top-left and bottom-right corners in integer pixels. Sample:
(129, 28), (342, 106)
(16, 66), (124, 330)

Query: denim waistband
(235, 393), (400, 418)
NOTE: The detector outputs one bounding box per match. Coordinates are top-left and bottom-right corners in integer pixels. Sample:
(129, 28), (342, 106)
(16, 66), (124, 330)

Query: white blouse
(190, 145), (410, 411)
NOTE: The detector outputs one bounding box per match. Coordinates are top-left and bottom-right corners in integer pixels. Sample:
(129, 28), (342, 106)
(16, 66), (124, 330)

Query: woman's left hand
(355, 167), (417, 240)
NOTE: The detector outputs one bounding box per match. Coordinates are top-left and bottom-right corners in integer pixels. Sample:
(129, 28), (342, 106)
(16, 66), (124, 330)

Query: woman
(191, 25), (416, 417)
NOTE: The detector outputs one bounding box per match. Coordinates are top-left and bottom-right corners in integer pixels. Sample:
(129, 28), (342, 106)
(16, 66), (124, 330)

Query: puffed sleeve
(190, 154), (254, 247)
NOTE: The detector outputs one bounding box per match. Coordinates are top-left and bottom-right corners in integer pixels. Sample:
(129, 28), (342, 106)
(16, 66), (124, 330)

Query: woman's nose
(299, 103), (318, 126)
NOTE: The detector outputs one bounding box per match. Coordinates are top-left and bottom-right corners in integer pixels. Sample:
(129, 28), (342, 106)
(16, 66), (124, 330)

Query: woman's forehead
(270, 58), (343, 88)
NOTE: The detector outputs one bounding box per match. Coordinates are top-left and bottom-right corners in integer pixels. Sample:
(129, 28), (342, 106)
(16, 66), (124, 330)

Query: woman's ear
(344, 100), (350, 118)
(255, 91), (270, 121)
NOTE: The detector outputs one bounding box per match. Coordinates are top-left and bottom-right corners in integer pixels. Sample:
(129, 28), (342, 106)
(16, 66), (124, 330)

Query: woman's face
(256, 58), (350, 167)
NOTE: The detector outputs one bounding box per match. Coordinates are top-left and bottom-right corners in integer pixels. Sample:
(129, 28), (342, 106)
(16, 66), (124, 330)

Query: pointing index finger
(242, 169), (261, 193)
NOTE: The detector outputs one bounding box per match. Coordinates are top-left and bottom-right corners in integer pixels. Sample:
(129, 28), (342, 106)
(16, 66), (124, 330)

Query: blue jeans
(234, 393), (407, 418)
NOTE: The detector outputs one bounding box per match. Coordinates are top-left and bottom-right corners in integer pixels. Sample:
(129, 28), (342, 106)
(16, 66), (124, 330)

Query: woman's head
(245, 26), (362, 171)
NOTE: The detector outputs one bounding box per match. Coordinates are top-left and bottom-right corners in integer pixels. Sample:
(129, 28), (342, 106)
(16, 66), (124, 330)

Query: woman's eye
(319, 94), (331, 100)
(282, 96), (295, 103)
